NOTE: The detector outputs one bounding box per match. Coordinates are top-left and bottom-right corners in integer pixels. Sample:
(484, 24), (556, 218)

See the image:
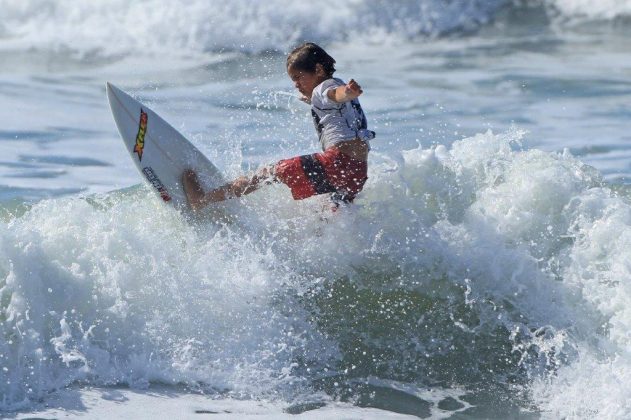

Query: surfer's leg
(182, 169), (234, 210)
(183, 166), (276, 210)
(220, 166), (275, 199)
(182, 169), (211, 210)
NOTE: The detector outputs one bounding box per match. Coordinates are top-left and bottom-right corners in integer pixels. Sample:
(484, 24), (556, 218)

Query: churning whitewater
(2, 0), (631, 418)
(3, 130), (631, 416)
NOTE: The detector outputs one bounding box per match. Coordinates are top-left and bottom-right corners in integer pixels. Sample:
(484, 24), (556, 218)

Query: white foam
(12, 385), (417, 419)
(0, 191), (330, 408)
(2, 130), (631, 416)
(546, 0), (631, 20)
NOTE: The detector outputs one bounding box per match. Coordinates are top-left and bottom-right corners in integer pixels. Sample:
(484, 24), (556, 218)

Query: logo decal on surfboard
(142, 167), (172, 202)
(134, 109), (148, 161)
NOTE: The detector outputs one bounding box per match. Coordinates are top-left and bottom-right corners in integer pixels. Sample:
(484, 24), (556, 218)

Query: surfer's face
(288, 65), (326, 98)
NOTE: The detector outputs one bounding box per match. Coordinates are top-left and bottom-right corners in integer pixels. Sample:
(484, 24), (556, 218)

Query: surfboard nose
(105, 82), (115, 103)
(106, 82), (121, 99)
(106, 83), (131, 118)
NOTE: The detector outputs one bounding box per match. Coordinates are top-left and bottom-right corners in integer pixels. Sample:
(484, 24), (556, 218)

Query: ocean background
(2, 0), (631, 418)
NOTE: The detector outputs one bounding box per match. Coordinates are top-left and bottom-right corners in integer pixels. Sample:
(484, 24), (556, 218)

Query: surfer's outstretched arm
(182, 166), (275, 211)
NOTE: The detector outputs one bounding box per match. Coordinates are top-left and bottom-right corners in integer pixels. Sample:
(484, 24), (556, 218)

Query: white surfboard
(106, 82), (223, 216)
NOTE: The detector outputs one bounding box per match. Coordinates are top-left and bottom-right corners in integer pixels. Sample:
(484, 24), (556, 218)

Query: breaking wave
(3, 130), (631, 417)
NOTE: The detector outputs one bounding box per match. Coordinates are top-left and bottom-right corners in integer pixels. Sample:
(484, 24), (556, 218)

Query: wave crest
(0, 0), (508, 57)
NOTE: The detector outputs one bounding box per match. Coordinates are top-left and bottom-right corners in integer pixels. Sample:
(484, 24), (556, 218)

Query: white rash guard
(310, 78), (375, 151)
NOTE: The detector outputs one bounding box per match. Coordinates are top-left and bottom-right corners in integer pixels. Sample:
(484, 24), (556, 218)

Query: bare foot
(182, 169), (205, 211)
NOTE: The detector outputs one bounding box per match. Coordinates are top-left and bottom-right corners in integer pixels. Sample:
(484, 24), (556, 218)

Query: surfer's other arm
(327, 78), (363, 103)
(182, 167), (275, 211)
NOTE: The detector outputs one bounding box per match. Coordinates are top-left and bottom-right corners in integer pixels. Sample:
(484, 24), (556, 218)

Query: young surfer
(182, 42), (375, 211)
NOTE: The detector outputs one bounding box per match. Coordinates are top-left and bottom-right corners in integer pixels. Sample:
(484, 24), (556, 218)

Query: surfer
(183, 42), (375, 211)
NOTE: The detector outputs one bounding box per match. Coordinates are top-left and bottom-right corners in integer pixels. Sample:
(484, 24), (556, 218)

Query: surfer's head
(287, 42), (336, 97)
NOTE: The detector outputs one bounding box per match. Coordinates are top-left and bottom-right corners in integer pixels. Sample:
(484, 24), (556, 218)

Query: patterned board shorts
(274, 147), (368, 204)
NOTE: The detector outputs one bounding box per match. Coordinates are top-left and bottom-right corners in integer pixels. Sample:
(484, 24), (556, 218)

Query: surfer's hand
(299, 95), (311, 104)
(344, 79), (363, 100)
(328, 79), (363, 103)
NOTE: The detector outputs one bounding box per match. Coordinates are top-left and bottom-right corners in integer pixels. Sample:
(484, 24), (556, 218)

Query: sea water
(1, 0), (631, 418)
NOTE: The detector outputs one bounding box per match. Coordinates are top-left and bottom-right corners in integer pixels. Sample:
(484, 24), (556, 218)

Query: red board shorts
(274, 147), (368, 204)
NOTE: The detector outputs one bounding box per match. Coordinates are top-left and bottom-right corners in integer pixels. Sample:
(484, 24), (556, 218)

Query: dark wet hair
(286, 42), (336, 77)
